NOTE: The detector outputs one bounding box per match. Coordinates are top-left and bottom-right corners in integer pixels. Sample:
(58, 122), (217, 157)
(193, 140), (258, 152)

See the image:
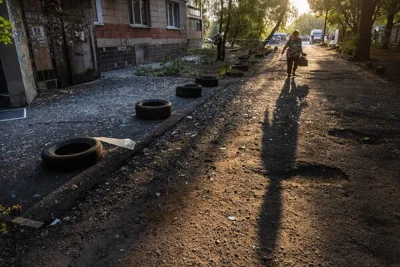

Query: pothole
(328, 128), (381, 144)
(265, 162), (348, 182)
(290, 162), (348, 181)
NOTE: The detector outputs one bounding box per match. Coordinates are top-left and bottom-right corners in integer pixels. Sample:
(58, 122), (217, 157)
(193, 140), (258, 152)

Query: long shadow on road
(258, 78), (309, 265)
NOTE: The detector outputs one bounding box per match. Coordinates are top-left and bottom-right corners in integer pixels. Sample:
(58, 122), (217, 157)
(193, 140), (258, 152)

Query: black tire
(176, 84), (202, 98)
(226, 70), (244, 77)
(232, 64), (249, 71)
(41, 137), (103, 170)
(238, 55), (250, 61)
(195, 76), (218, 87)
(254, 54), (264, 58)
(136, 99), (172, 120)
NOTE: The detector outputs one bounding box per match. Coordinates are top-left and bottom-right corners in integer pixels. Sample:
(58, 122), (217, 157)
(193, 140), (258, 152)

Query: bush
(187, 47), (216, 58)
(337, 36), (358, 56)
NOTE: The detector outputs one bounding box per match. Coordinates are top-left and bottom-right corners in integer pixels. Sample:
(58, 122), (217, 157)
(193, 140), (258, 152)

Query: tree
(221, 0), (233, 60)
(381, 0), (400, 49)
(264, 0), (290, 43)
(308, 0), (334, 43)
(328, 0), (362, 35)
(354, 0), (378, 61)
(286, 13), (325, 36)
(0, 0), (12, 45)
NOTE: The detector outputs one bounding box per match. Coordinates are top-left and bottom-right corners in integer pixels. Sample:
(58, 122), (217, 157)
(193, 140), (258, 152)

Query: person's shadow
(258, 78), (309, 265)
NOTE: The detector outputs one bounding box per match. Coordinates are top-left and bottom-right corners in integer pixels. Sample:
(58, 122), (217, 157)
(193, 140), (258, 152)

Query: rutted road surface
(1, 46), (400, 267)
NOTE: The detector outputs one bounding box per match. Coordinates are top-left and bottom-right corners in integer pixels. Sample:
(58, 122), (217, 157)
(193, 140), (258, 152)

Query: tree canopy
(0, 0), (13, 45)
(286, 13), (325, 36)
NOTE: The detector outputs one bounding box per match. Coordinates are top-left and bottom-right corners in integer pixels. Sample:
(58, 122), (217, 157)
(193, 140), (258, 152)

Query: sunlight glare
(291, 0), (311, 15)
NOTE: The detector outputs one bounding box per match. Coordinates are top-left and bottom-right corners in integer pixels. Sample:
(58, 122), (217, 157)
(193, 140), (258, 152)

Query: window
(130, 0), (150, 26)
(93, 0), (103, 25)
(188, 7), (201, 17)
(189, 18), (201, 31)
(167, 1), (180, 28)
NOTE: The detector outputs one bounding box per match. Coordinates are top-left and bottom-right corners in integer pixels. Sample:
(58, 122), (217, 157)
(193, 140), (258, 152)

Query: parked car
(310, 29), (323, 44)
(300, 35), (310, 42)
(264, 33), (287, 46)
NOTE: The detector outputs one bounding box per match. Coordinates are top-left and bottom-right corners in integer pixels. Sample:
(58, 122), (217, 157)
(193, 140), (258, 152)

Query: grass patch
(135, 46), (234, 78)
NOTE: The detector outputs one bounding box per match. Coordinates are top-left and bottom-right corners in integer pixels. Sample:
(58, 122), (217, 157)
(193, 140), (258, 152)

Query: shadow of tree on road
(258, 78), (309, 265)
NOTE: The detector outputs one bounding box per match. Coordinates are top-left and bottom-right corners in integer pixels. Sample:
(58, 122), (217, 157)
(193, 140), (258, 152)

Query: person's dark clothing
(214, 35), (224, 61)
(287, 56), (300, 75)
(283, 37), (302, 75)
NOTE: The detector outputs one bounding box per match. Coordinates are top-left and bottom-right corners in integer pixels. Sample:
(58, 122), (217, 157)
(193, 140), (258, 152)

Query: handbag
(299, 55), (308, 67)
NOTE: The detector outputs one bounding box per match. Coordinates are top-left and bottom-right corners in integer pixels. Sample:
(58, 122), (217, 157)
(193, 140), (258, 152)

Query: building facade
(94, 0), (188, 71)
(0, 0), (202, 107)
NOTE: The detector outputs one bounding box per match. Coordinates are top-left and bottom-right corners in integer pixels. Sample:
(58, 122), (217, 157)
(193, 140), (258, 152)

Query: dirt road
(1, 46), (400, 267)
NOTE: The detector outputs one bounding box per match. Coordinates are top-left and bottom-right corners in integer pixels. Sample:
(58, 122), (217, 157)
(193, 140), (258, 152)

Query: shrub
(337, 36), (358, 56)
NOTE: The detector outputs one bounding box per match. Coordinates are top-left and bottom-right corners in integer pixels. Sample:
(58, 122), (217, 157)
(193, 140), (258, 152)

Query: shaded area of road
(0, 68), (225, 210)
(259, 78), (309, 264)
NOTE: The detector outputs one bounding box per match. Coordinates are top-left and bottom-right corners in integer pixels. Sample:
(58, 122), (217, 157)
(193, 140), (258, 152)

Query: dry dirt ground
(1, 46), (400, 267)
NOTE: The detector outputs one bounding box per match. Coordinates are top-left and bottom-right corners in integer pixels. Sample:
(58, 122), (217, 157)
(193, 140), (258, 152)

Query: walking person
(281, 30), (303, 77)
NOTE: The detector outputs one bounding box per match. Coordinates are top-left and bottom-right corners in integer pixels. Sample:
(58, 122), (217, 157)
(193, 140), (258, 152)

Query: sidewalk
(0, 67), (230, 212)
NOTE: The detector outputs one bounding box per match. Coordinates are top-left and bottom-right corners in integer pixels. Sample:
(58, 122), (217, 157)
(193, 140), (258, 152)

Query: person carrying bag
(281, 30), (303, 77)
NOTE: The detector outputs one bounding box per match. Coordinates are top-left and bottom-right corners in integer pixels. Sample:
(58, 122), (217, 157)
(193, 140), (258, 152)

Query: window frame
(166, 1), (180, 30)
(130, 0), (151, 27)
(93, 0), (104, 25)
(188, 18), (201, 32)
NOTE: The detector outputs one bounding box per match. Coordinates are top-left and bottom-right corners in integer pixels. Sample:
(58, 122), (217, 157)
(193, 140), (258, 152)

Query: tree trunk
(222, 0), (233, 61)
(219, 0), (224, 33)
(381, 13), (395, 49)
(230, 27), (239, 48)
(264, 0), (289, 44)
(322, 9), (328, 44)
(354, 0), (377, 61)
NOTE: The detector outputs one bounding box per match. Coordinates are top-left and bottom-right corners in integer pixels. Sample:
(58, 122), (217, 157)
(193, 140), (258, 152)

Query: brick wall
(94, 0), (188, 71)
(97, 46), (136, 71)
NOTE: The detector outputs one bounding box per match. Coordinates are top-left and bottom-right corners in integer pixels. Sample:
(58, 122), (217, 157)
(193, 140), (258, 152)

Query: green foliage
(135, 58), (185, 77)
(187, 47), (216, 58)
(135, 46), (221, 77)
(337, 35), (358, 55)
(0, 0), (13, 45)
(0, 204), (22, 233)
(218, 63), (232, 77)
(286, 13), (326, 36)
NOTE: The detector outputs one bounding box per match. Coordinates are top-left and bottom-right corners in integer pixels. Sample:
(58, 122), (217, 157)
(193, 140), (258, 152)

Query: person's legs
(292, 56), (300, 75)
(287, 57), (294, 76)
(216, 44), (222, 60)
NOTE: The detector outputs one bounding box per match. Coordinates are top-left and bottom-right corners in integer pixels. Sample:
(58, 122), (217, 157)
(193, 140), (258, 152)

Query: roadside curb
(22, 80), (238, 223)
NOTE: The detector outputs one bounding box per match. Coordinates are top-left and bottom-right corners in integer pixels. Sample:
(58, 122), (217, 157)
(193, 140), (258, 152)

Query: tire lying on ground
(41, 137), (103, 170)
(136, 99), (172, 120)
(226, 70), (244, 77)
(195, 76), (218, 87)
(254, 54), (265, 58)
(238, 55), (250, 61)
(232, 64), (249, 71)
(238, 60), (249, 65)
(176, 84), (202, 98)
